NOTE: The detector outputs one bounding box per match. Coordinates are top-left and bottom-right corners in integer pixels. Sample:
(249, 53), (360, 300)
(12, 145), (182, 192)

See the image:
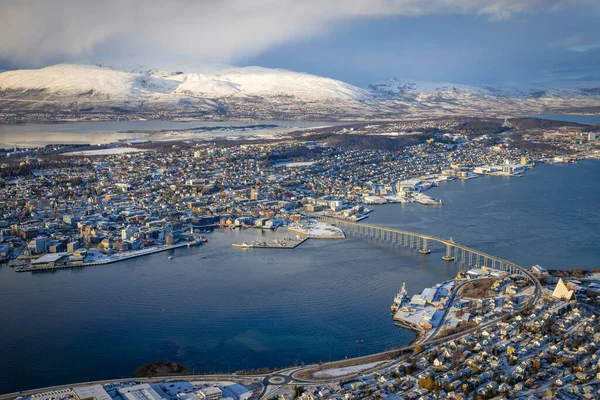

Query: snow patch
(312, 361), (384, 378)
(64, 147), (146, 156)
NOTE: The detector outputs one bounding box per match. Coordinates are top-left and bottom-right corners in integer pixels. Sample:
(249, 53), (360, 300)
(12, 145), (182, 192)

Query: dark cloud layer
(0, 0), (598, 84)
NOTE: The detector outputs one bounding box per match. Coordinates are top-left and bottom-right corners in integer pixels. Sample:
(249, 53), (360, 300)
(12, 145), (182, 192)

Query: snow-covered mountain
(0, 64), (382, 119)
(0, 64), (598, 120)
(367, 78), (600, 117)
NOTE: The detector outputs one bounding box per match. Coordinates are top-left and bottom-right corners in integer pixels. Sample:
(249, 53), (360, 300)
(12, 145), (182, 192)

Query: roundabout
(265, 375), (289, 385)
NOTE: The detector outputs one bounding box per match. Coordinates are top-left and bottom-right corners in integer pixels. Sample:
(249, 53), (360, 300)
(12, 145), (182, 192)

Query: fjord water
(1, 162), (599, 394)
(0, 120), (331, 148)
(368, 161), (600, 270)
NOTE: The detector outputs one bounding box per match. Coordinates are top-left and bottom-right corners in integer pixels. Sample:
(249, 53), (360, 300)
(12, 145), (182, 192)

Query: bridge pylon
(441, 244), (455, 261)
(418, 238), (431, 254)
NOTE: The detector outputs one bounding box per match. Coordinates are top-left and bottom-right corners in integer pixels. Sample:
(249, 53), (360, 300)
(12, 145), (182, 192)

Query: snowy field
(312, 361), (384, 378)
(272, 161), (315, 167)
(287, 220), (345, 238)
(64, 147), (146, 156)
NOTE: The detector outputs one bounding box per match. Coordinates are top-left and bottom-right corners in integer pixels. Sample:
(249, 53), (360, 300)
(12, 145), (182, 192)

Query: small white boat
(168, 256), (173, 260)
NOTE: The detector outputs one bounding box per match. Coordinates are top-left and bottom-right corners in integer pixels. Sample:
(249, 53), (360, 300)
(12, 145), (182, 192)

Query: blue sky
(244, 10), (600, 86)
(0, 0), (598, 86)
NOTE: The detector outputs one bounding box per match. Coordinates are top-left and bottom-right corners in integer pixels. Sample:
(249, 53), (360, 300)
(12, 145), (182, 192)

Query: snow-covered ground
(83, 243), (187, 265)
(64, 147), (146, 156)
(287, 220), (345, 238)
(272, 161), (315, 167)
(312, 361), (384, 378)
(1, 63), (598, 117)
(145, 129), (289, 142)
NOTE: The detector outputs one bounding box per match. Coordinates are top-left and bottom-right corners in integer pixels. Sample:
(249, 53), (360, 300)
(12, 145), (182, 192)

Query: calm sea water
(0, 162), (599, 394)
(0, 120), (332, 148)
(2, 115), (597, 149)
(368, 161), (600, 270)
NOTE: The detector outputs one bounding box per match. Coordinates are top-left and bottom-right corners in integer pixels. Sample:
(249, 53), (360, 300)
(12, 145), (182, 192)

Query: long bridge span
(315, 216), (542, 303)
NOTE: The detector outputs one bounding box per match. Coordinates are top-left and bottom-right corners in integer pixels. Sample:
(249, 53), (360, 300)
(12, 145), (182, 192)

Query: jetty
(15, 243), (190, 272)
(232, 236), (309, 250)
(287, 220), (346, 239)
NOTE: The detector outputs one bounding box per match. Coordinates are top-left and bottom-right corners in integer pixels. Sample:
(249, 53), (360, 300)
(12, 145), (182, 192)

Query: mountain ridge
(0, 63), (598, 120)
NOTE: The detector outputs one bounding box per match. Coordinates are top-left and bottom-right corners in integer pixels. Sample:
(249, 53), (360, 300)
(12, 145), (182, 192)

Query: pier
(314, 216), (542, 303)
(232, 236), (309, 250)
(15, 243), (190, 272)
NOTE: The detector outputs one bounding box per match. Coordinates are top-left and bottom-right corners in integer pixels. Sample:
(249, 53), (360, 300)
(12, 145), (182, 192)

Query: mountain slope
(368, 78), (600, 117)
(0, 64), (383, 119)
(0, 64), (598, 120)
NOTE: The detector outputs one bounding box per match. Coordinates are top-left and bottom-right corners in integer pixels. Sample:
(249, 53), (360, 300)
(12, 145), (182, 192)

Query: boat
(391, 282), (408, 313)
(168, 256), (173, 260)
(201, 236), (208, 243)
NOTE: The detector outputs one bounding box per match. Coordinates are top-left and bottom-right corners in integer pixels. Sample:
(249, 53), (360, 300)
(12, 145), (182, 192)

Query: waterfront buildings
(119, 384), (164, 400)
(1, 119), (597, 270)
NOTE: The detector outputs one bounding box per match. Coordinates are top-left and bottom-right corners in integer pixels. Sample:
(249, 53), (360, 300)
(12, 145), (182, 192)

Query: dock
(286, 220), (346, 239)
(231, 236), (309, 250)
(15, 242), (190, 272)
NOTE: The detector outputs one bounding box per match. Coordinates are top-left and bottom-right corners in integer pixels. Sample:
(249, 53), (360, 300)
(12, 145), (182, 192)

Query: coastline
(15, 242), (190, 272)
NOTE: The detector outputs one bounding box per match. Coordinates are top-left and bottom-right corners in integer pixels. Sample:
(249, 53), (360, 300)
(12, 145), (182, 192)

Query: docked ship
(187, 239), (203, 247)
(391, 283), (408, 313)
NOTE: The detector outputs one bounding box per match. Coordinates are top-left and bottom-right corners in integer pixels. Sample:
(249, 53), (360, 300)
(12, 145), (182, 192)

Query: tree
(419, 376), (435, 391)
(452, 350), (463, 367)
(292, 386), (304, 398)
(414, 344), (425, 355)
(462, 382), (473, 395)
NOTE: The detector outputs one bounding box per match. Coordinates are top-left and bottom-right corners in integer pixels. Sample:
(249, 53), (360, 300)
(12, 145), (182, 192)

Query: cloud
(0, 0), (590, 68)
(558, 35), (600, 52)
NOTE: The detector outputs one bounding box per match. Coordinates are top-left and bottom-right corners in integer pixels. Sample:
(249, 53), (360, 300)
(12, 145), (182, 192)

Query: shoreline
(0, 162), (596, 394)
(15, 242), (190, 272)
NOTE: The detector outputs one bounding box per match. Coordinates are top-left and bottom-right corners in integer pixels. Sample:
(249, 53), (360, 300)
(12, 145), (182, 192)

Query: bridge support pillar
(442, 244), (455, 261)
(418, 238), (431, 254)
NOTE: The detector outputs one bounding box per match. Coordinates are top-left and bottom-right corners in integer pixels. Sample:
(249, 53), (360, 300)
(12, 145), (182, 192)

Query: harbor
(231, 235), (309, 249)
(390, 281), (454, 335)
(14, 242), (192, 272)
(0, 162), (598, 394)
(286, 220), (346, 239)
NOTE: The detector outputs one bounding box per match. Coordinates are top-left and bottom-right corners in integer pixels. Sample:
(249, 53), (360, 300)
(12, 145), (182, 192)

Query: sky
(0, 0), (599, 86)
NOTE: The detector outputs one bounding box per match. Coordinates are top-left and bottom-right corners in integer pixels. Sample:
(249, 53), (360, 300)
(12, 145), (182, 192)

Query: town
(1, 117), (600, 400)
(3, 265), (600, 400)
(1, 118), (599, 270)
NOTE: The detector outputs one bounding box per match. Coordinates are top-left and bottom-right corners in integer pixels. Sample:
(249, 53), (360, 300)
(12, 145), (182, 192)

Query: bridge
(315, 216), (542, 302)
